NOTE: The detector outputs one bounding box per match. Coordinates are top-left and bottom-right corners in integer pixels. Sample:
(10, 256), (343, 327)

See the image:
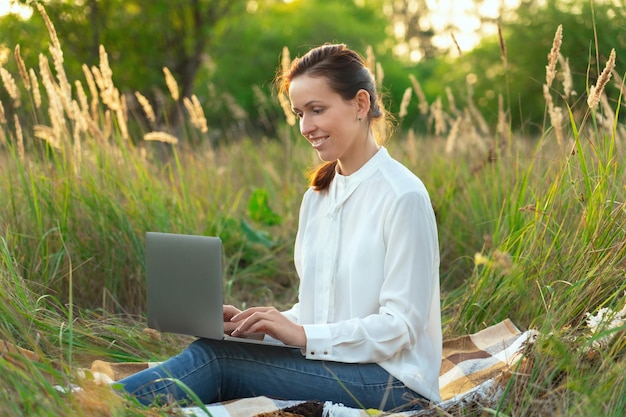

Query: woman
(119, 43), (441, 411)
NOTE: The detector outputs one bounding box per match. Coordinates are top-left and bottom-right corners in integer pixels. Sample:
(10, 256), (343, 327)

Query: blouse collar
(326, 147), (387, 218)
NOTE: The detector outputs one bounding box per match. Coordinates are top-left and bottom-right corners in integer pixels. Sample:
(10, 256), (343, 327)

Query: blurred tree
(385, 0), (438, 60)
(0, 0), (246, 122)
(407, 0), (625, 134)
(0, 0), (404, 138)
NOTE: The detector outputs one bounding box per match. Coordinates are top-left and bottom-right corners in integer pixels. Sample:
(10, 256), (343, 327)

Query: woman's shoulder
(378, 151), (429, 197)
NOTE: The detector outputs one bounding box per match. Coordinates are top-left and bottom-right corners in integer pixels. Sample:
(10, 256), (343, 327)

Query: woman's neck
(336, 132), (380, 176)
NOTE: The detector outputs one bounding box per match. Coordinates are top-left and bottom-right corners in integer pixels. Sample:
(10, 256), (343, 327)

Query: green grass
(0, 5), (625, 416)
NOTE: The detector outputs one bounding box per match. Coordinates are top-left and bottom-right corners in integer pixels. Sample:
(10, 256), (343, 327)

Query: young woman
(118, 43), (441, 411)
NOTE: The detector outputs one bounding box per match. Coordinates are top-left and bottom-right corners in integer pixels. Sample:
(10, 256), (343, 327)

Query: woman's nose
(300, 114), (314, 137)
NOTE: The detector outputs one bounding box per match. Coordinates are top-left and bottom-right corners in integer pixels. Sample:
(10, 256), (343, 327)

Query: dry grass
(587, 48), (616, 109)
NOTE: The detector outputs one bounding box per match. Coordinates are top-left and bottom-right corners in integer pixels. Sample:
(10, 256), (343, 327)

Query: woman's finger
(230, 306), (276, 322)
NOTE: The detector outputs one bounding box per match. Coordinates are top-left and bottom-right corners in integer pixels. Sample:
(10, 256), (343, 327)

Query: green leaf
(240, 219), (274, 249)
(247, 188), (282, 226)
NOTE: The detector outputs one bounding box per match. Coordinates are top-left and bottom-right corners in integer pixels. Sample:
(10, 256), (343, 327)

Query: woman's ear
(355, 89), (371, 119)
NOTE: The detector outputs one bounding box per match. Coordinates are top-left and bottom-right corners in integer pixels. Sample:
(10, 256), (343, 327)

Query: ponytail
(308, 161), (337, 191)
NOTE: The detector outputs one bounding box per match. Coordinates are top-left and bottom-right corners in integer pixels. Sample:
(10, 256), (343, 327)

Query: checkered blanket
(87, 319), (536, 416)
(438, 318), (534, 403)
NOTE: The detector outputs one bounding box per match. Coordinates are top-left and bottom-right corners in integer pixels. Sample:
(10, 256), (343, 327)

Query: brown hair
(277, 43), (388, 191)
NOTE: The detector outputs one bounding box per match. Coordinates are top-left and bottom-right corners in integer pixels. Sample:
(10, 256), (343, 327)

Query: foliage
(408, 0), (626, 134)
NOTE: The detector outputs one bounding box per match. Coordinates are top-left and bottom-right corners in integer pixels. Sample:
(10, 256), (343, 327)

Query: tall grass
(0, 5), (624, 416)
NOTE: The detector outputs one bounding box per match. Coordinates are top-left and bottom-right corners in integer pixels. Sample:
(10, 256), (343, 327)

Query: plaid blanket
(438, 318), (534, 403)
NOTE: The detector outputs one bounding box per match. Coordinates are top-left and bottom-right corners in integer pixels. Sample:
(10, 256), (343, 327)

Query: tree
(1, 0), (246, 107)
(385, 0), (439, 61)
(409, 0), (626, 133)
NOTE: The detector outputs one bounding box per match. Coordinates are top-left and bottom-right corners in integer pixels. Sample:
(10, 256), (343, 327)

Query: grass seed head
(0, 67), (21, 107)
(558, 54), (574, 99)
(543, 83), (553, 108)
(190, 94), (208, 133)
(281, 46), (291, 76)
(71, 99), (88, 135)
(546, 24), (563, 88)
(29, 68), (41, 108)
(75, 80), (90, 118)
(445, 86), (458, 115)
(278, 91), (296, 126)
(430, 97), (446, 136)
(38, 53), (53, 87)
(144, 131), (179, 144)
(587, 49), (616, 109)
(14, 45), (30, 90)
(98, 45), (113, 92)
(116, 95), (129, 140)
(548, 104), (564, 145)
(409, 74), (428, 115)
(398, 87), (412, 119)
(39, 53), (67, 142)
(36, 3), (60, 52)
(13, 114), (24, 161)
(445, 115), (462, 155)
(34, 125), (61, 150)
(134, 92), (156, 124)
(50, 43), (71, 99)
(183, 94), (208, 133)
(163, 67), (180, 101)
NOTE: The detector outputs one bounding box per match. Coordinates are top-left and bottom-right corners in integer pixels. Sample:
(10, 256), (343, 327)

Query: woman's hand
(223, 305), (242, 336)
(230, 306), (307, 347)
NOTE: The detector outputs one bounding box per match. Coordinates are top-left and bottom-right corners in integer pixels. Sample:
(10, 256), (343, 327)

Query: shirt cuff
(302, 324), (333, 359)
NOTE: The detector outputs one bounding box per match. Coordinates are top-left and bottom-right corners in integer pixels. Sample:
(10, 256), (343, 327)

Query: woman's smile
(308, 135), (330, 148)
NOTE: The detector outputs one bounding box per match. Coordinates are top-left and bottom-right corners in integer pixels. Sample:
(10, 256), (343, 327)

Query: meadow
(0, 5), (625, 417)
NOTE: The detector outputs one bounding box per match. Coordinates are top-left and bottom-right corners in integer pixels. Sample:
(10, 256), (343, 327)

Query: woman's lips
(309, 136), (329, 148)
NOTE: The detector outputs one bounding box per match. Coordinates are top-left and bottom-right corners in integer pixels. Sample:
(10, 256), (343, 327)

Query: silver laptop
(146, 231), (299, 348)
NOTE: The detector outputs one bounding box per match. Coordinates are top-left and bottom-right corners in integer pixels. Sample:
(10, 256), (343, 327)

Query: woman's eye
(312, 108), (323, 114)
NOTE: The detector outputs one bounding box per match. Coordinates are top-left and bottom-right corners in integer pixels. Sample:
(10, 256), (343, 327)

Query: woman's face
(289, 74), (365, 168)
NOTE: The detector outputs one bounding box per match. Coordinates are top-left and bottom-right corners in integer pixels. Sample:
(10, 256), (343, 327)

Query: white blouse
(282, 147), (442, 402)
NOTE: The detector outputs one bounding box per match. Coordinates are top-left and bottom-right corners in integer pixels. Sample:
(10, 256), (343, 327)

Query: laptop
(146, 231), (300, 348)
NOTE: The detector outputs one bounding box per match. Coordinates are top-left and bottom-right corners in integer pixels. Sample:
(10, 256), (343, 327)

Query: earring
(357, 115), (362, 122)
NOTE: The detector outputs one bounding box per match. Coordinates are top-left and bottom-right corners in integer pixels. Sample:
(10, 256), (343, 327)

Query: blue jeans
(117, 338), (425, 411)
